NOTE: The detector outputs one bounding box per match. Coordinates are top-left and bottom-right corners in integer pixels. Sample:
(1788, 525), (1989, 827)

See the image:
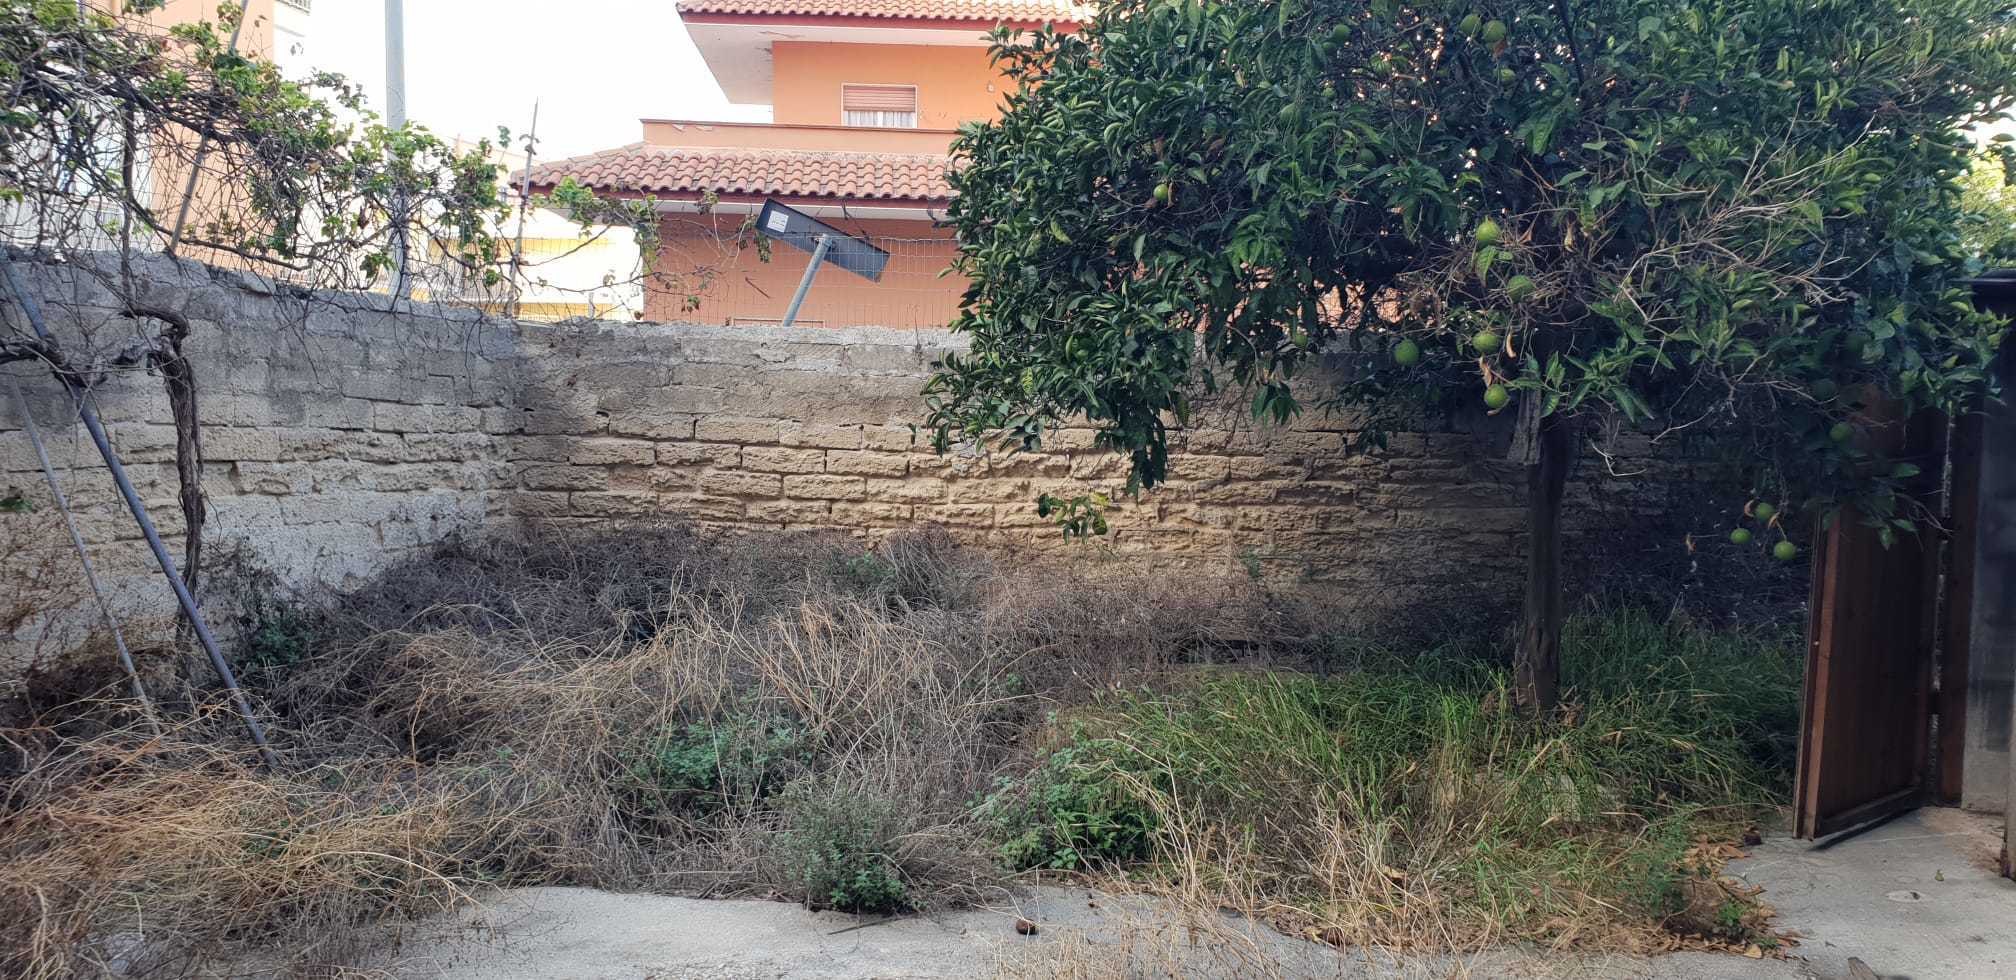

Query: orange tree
(925, 0), (2016, 708)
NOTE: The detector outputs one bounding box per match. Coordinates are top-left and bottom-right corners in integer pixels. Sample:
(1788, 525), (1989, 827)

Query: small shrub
(238, 594), (318, 675)
(624, 711), (808, 813)
(827, 551), (898, 595)
(985, 735), (1158, 871)
(776, 780), (910, 914)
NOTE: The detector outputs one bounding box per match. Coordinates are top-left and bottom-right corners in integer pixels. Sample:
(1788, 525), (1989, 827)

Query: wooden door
(1793, 410), (1946, 839)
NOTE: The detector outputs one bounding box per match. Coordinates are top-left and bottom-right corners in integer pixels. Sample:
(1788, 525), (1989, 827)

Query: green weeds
(989, 608), (1801, 945)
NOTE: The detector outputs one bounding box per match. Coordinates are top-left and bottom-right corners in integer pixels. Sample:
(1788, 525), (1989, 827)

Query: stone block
(830, 501), (913, 525)
(371, 403), (482, 433)
(520, 465), (608, 492)
(203, 427), (286, 461)
(915, 503), (996, 527)
(748, 499), (834, 524)
(824, 451), (908, 478)
(864, 478), (949, 505)
(568, 491), (664, 520)
(658, 442), (742, 468)
(742, 447), (827, 474)
(699, 470), (783, 498)
(862, 426), (919, 452)
(781, 423), (865, 450)
(696, 416), (788, 444)
(567, 438), (656, 467)
(607, 409), (698, 440)
(782, 474), (867, 500)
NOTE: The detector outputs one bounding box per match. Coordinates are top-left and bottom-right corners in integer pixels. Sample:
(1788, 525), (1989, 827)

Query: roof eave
(680, 11), (1078, 31)
(521, 184), (953, 211)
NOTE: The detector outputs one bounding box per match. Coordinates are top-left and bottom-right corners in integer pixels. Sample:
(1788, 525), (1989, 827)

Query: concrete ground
(350, 807), (2016, 980)
(364, 885), (1813, 980)
(1728, 807), (2016, 980)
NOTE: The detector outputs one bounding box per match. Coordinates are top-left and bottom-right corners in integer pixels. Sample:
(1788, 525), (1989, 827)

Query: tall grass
(996, 608), (1801, 949)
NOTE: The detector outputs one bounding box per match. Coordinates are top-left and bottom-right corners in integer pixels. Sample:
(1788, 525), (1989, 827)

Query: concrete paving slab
(352, 884), (1815, 980)
(1729, 808), (2016, 980)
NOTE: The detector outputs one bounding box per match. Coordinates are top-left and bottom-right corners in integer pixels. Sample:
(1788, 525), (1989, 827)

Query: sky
(293, 1), (770, 161)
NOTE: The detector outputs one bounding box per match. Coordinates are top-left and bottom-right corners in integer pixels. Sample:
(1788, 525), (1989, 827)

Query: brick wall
(1, 255), (1678, 668)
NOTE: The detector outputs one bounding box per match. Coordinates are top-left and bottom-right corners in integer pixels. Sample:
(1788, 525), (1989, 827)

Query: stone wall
(2, 256), (1682, 668)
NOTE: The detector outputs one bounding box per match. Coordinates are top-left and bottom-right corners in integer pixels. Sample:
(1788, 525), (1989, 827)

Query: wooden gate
(1792, 409), (1946, 839)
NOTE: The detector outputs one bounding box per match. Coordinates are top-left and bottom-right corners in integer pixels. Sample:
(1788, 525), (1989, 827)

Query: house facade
(522, 0), (1087, 328)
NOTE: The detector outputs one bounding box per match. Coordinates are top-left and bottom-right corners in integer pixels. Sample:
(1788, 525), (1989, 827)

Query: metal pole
(385, 0), (410, 304)
(164, 0), (256, 254)
(779, 234), (830, 330)
(2, 263), (277, 768)
(8, 379), (157, 729)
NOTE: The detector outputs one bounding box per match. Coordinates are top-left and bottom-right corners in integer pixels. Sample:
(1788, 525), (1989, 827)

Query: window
(842, 85), (919, 128)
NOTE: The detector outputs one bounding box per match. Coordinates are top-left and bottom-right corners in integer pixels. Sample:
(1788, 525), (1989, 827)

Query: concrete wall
(651, 213), (962, 328)
(770, 42), (1005, 129)
(2, 255), (1685, 670)
(1962, 345), (2016, 815)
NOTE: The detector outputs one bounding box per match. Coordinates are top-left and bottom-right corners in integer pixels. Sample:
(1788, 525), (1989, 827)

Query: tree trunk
(131, 304), (207, 603)
(160, 341), (205, 597)
(1515, 413), (1573, 712)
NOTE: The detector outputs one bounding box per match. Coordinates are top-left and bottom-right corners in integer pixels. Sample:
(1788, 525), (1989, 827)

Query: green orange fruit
(1394, 338), (1422, 366)
(1472, 329), (1501, 355)
(1829, 422), (1854, 443)
(1753, 501), (1778, 522)
(1474, 218), (1503, 247)
(1730, 528), (1753, 545)
(1153, 182), (1172, 204)
(1481, 19), (1507, 44)
(1459, 13), (1482, 37)
(1773, 540), (1799, 561)
(1483, 383), (1511, 410)
(1505, 274), (1537, 301)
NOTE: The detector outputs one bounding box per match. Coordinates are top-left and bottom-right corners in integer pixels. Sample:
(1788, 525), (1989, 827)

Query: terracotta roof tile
(520, 143), (954, 203)
(676, 0), (1089, 23)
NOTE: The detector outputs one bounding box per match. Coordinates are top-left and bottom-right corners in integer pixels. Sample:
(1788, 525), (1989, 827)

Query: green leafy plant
(928, 0), (2016, 708)
(238, 596), (317, 675)
(776, 780), (910, 914)
(625, 713), (808, 812)
(826, 550), (898, 594)
(985, 734), (1159, 871)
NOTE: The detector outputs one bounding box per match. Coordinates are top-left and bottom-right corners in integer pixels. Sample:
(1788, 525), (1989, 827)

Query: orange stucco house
(522, 1), (1087, 327)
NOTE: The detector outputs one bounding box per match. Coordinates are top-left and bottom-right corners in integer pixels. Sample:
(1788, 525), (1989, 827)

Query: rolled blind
(843, 85), (918, 113)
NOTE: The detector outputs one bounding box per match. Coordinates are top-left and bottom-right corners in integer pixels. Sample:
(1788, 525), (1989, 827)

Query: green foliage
(984, 733), (1159, 870)
(997, 609), (1801, 932)
(0, 2), (656, 293)
(1035, 490), (1111, 539)
(625, 712), (808, 812)
(237, 595), (317, 675)
(929, 0), (2016, 531)
(777, 780), (911, 914)
(826, 550), (899, 594)
(1960, 147), (2016, 262)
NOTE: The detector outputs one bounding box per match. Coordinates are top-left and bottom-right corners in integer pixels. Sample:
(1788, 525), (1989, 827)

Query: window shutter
(843, 85), (918, 114)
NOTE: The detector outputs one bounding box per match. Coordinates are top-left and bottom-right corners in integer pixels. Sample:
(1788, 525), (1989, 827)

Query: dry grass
(0, 523), (1316, 978)
(0, 522), (1798, 978)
